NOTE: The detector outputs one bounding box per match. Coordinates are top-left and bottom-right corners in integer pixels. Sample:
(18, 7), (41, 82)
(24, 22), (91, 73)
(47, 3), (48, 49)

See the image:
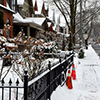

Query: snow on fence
(0, 52), (73, 100)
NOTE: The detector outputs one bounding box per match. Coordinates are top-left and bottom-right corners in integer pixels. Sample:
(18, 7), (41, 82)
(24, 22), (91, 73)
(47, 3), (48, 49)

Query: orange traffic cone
(71, 64), (76, 80)
(66, 69), (73, 89)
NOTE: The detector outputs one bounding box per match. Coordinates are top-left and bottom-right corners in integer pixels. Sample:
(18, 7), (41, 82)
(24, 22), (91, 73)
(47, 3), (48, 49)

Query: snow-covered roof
(17, 0), (24, 5)
(13, 13), (46, 26)
(35, 11), (44, 17)
(0, 4), (15, 13)
(13, 13), (45, 32)
(25, 17), (46, 26)
(13, 12), (33, 23)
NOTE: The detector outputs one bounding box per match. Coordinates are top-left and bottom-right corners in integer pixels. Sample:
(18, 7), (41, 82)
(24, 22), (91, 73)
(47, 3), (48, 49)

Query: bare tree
(45, 0), (100, 45)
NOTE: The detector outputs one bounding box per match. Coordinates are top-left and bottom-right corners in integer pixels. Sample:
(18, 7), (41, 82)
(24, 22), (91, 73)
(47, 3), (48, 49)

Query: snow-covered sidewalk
(51, 45), (100, 100)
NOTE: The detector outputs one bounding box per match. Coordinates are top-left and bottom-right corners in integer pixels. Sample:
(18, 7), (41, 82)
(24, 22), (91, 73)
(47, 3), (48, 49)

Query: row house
(7, 0), (49, 37)
(0, 0), (14, 38)
(0, 0), (59, 38)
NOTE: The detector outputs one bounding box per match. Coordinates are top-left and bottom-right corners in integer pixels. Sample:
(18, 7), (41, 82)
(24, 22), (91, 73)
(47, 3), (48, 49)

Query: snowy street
(51, 45), (100, 100)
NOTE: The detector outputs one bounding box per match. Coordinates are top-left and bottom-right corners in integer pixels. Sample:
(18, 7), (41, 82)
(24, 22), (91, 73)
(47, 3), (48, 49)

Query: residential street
(1, 0), (100, 99)
(51, 45), (100, 100)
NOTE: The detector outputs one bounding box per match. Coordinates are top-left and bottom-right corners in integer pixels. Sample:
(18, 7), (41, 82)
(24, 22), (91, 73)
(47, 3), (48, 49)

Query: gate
(0, 70), (28, 100)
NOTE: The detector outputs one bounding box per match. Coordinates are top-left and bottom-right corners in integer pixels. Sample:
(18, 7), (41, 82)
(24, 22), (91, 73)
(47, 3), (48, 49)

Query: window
(1, 0), (4, 4)
(6, 19), (10, 25)
(7, 0), (12, 8)
(11, 0), (15, 10)
(6, 19), (10, 37)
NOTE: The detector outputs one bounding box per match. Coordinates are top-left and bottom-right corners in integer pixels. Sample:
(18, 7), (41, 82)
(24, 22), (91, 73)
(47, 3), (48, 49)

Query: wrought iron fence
(28, 52), (73, 100)
(0, 52), (73, 100)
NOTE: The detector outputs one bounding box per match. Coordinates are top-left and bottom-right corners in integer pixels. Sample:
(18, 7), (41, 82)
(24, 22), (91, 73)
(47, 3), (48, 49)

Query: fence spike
(59, 56), (61, 63)
(16, 79), (19, 86)
(1, 79), (5, 85)
(9, 78), (12, 85)
(48, 61), (51, 70)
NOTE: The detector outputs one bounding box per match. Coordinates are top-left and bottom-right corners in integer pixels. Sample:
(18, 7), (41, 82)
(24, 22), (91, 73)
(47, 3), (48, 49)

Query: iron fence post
(59, 57), (61, 85)
(48, 61), (51, 100)
(24, 70), (28, 100)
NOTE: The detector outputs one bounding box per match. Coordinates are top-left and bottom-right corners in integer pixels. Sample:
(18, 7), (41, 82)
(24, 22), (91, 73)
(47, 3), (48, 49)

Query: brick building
(0, 0), (14, 38)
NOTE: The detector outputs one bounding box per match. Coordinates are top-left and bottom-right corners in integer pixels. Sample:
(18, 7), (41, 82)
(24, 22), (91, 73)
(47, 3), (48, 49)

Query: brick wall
(4, 11), (13, 38)
(0, 0), (13, 38)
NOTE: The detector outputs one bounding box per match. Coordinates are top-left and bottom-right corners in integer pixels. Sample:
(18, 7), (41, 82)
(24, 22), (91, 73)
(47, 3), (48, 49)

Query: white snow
(3, 42), (18, 48)
(17, 0), (24, 5)
(25, 17), (46, 26)
(13, 12), (33, 23)
(13, 13), (46, 26)
(0, 36), (7, 42)
(51, 45), (100, 100)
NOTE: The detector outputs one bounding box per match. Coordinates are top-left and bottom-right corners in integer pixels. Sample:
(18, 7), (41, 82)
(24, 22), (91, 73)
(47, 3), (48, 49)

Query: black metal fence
(28, 52), (73, 100)
(0, 52), (73, 100)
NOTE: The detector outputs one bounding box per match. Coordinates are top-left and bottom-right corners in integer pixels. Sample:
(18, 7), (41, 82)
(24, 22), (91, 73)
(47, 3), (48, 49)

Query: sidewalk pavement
(51, 45), (100, 100)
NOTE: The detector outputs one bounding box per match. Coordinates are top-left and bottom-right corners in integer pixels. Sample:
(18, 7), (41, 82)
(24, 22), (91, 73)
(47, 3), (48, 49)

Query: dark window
(7, 0), (12, 9)
(1, 0), (4, 4)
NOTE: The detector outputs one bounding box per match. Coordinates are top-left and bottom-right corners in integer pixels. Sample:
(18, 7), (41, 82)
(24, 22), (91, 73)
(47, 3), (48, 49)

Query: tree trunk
(70, 0), (76, 46)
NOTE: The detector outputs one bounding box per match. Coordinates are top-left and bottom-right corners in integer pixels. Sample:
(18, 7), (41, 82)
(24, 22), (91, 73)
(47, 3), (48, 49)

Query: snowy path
(51, 45), (100, 100)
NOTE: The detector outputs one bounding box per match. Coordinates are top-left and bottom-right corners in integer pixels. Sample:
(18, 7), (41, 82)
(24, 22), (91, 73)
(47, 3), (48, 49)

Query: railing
(28, 52), (73, 100)
(0, 52), (73, 100)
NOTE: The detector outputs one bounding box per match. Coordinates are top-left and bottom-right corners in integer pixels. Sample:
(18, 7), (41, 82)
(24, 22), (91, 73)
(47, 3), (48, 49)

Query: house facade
(0, 0), (14, 38)
(7, 0), (34, 18)
(7, 0), (48, 37)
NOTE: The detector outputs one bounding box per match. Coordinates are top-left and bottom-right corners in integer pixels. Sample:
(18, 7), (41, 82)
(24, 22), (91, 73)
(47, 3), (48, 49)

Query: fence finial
(24, 69), (28, 75)
(1, 79), (5, 86)
(16, 79), (19, 86)
(9, 78), (12, 85)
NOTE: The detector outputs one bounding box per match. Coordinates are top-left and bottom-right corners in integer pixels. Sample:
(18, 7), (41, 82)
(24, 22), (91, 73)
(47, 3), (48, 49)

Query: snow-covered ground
(51, 45), (100, 100)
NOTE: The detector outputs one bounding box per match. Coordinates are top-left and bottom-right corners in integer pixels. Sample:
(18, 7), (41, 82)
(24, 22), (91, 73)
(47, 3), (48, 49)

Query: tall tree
(46, 0), (100, 46)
